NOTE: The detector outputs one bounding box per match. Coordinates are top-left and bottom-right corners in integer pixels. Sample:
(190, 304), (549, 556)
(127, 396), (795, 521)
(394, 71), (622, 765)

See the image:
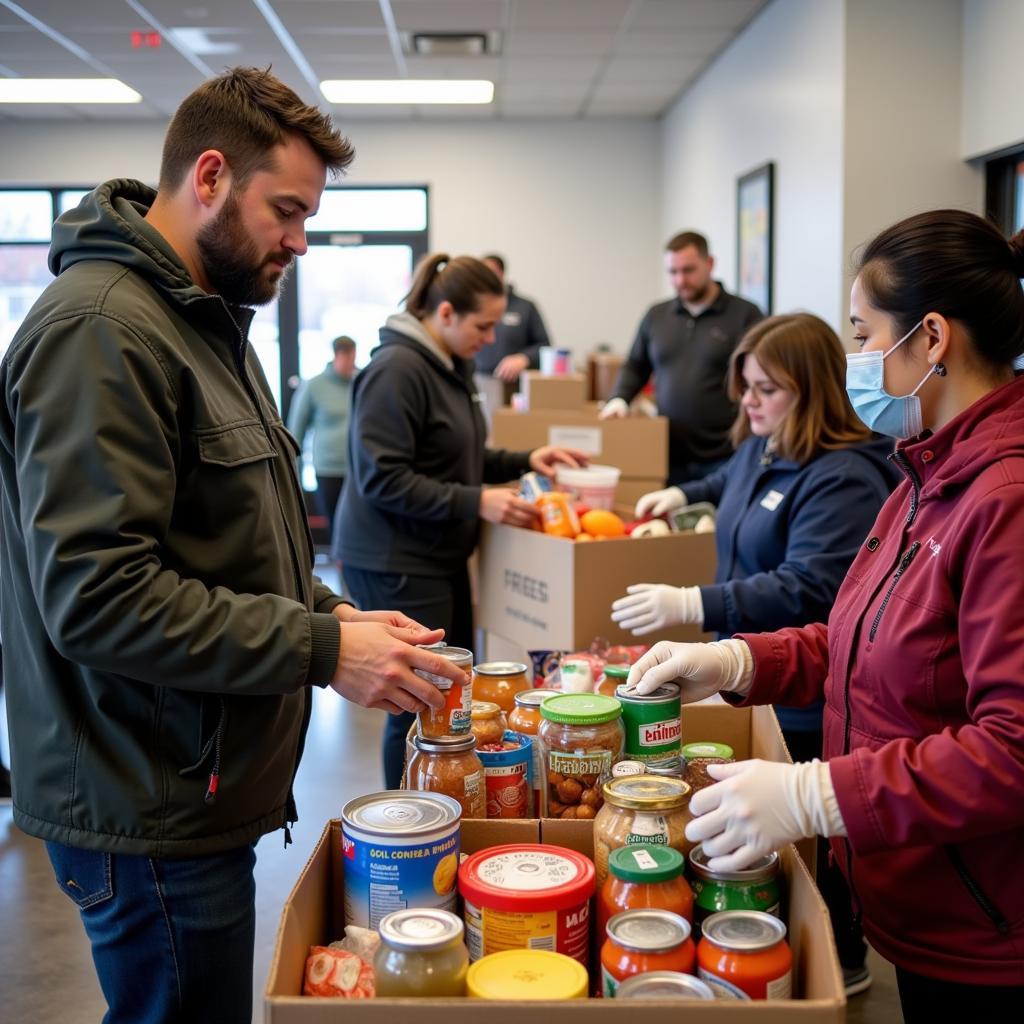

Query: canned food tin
(611, 760), (646, 778)
(341, 792), (461, 929)
(697, 910), (792, 1000)
(601, 909), (695, 997)
(476, 730), (533, 818)
(615, 971), (715, 1001)
(616, 683), (681, 763)
(459, 844), (595, 967)
(645, 755), (684, 778)
(416, 646), (473, 739)
(688, 844), (781, 940)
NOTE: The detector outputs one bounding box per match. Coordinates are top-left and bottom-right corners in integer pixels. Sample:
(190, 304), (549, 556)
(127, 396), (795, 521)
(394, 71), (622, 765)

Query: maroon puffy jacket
(740, 374), (1024, 984)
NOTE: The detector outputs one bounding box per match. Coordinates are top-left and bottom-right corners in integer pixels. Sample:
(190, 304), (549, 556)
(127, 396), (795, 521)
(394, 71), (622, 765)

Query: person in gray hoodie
(334, 254), (585, 787)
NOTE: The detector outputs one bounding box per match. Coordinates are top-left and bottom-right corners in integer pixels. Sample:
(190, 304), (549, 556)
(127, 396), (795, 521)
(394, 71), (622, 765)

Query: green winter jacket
(0, 180), (344, 857)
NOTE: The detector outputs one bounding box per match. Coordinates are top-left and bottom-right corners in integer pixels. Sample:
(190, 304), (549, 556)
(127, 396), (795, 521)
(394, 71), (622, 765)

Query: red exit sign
(131, 31), (162, 49)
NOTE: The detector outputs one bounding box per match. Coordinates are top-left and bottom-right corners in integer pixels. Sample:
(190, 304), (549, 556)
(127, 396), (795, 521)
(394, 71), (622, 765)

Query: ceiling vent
(401, 31), (502, 57)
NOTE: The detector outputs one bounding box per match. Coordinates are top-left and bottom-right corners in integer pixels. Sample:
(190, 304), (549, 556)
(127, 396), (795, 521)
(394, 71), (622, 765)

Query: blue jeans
(46, 841), (257, 1024)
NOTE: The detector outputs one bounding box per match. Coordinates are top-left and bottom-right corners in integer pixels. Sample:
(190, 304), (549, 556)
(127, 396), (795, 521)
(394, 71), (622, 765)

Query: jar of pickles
(538, 693), (623, 819)
(374, 908), (469, 997)
(597, 664), (630, 698)
(509, 688), (559, 817)
(406, 734), (486, 819)
(416, 646), (473, 739)
(472, 662), (532, 713)
(470, 701), (508, 749)
(600, 909), (695, 998)
(592, 775), (692, 886)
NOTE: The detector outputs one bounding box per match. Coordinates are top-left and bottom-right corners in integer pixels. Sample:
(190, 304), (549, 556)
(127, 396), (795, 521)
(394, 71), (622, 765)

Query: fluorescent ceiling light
(321, 79), (494, 105)
(0, 79), (142, 104)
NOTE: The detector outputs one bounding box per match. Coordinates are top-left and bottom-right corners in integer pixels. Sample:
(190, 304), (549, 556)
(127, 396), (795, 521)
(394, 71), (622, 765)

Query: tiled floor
(0, 563), (904, 1021)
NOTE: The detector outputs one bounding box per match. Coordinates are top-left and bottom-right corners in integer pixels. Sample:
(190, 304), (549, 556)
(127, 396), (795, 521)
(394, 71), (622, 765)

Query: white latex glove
(624, 639), (753, 701)
(635, 486), (687, 519)
(685, 759), (847, 873)
(599, 396), (629, 420)
(611, 584), (704, 635)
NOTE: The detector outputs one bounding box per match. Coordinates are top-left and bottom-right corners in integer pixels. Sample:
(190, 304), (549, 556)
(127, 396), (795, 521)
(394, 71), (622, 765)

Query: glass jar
(593, 775), (692, 886)
(597, 845), (694, 948)
(416, 646), (474, 740)
(597, 663), (630, 697)
(472, 662), (531, 713)
(538, 693), (623, 818)
(374, 908), (469, 997)
(682, 742), (735, 794)
(406, 734), (486, 819)
(470, 701), (508, 749)
(509, 688), (559, 817)
(559, 658), (594, 693)
(600, 909), (695, 998)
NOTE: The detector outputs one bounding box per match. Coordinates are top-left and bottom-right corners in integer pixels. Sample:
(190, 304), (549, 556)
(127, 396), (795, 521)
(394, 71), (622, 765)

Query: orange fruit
(576, 532), (595, 543)
(580, 509), (626, 538)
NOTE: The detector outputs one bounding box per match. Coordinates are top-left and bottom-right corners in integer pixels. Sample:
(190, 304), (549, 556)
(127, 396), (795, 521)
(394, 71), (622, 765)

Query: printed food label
(626, 811), (670, 846)
(549, 749), (613, 779)
(601, 967), (619, 998)
(629, 848), (659, 871)
(483, 760), (529, 818)
(638, 717), (682, 748)
(464, 899), (588, 964)
(765, 970), (792, 1000)
(476, 849), (581, 891)
(464, 770), (482, 802)
(697, 969), (751, 1000)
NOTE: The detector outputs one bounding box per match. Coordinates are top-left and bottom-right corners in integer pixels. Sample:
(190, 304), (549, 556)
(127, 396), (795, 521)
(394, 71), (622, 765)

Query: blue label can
(341, 792), (462, 929)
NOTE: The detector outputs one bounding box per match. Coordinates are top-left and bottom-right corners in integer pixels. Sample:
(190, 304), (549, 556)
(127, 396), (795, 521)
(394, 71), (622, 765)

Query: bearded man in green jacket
(0, 67), (454, 1024)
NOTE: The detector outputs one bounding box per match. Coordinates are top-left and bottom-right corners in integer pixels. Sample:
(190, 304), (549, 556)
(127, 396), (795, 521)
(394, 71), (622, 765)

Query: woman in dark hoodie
(334, 253), (582, 787)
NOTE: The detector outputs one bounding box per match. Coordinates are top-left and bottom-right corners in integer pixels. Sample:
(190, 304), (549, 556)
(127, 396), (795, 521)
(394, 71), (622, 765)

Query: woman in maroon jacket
(629, 210), (1024, 1019)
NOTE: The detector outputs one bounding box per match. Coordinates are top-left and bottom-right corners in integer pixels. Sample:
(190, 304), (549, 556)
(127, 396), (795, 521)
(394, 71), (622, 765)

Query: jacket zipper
(868, 542), (921, 642)
(890, 448), (922, 526)
(946, 846), (1011, 934)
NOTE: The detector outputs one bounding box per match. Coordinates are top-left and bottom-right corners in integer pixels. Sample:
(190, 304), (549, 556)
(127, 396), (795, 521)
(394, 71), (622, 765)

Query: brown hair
(666, 231), (709, 258)
(159, 66), (354, 191)
(728, 313), (871, 464)
(405, 253), (504, 319)
(332, 335), (356, 355)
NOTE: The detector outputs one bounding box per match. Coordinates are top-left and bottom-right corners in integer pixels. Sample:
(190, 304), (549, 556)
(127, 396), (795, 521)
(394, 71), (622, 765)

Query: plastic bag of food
(329, 924), (381, 963)
(303, 946), (375, 999)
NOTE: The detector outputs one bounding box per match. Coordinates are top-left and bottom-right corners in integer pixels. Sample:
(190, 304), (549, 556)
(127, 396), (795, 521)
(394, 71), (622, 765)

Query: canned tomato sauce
(615, 683), (681, 763)
(342, 792), (461, 930)
(458, 844), (595, 967)
(697, 910), (792, 1000)
(688, 844), (781, 940)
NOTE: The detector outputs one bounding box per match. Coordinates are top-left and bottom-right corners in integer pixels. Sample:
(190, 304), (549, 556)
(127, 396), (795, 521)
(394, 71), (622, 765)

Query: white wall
(658, 0), (846, 329)
(962, 0), (1024, 159)
(0, 118), (660, 359)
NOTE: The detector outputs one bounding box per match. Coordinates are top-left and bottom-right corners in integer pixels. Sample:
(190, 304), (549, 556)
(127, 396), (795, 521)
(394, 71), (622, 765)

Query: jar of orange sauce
(596, 845), (693, 949)
(537, 492), (580, 538)
(600, 909), (695, 998)
(472, 662), (531, 713)
(509, 688), (559, 817)
(696, 911), (792, 1000)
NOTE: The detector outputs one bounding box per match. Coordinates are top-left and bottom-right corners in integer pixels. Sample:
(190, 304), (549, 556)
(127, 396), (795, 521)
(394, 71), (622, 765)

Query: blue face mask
(845, 320), (936, 438)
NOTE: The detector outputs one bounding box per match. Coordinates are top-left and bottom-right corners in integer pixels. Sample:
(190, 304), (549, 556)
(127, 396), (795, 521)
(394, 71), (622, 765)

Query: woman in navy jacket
(611, 312), (897, 991)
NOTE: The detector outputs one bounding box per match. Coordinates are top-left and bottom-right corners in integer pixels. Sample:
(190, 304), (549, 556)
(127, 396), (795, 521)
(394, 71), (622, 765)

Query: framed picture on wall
(736, 162), (774, 314)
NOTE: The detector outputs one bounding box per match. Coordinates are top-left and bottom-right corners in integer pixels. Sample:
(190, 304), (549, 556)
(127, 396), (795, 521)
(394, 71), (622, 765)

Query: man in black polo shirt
(601, 231), (762, 481)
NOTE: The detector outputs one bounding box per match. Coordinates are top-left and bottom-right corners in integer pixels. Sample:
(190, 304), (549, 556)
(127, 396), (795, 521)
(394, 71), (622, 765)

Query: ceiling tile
(512, 0), (633, 31)
(630, 0), (765, 32)
(502, 56), (603, 83)
(504, 30), (614, 57)
(390, 1), (505, 32)
(614, 29), (732, 57)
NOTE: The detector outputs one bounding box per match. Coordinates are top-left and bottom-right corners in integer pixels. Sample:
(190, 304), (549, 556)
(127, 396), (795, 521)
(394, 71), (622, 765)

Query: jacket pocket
(946, 845), (1011, 934)
(194, 420), (276, 467)
(45, 843), (114, 910)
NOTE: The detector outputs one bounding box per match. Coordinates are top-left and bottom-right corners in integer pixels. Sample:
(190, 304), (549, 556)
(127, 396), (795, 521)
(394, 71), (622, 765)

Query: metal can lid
(474, 661), (529, 677)
(419, 641), (448, 650)
(607, 909), (691, 952)
(681, 741), (734, 760)
(602, 774), (690, 810)
(513, 687), (560, 709)
(430, 646), (472, 665)
(688, 843), (780, 883)
(379, 908), (464, 950)
(615, 972), (716, 1001)
(413, 734), (478, 754)
(645, 755), (683, 777)
(342, 792), (461, 835)
(615, 681), (679, 702)
(609, 844), (684, 884)
(471, 700), (502, 719)
(701, 910), (788, 952)
(611, 760), (646, 778)
(540, 692), (622, 725)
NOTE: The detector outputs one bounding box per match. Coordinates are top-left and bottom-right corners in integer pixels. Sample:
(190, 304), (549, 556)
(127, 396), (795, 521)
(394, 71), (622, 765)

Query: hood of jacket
(380, 310), (456, 372)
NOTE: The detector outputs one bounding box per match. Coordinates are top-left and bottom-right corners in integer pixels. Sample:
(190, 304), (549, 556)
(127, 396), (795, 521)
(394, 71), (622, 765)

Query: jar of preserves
(593, 775), (692, 886)
(509, 688), (559, 816)
(374, 908), (469, 997)
(538, 693), (624, 818)
(596, 663), (630, 697)
(616, 683), (681, 763)
(682, 742), (735, 793)
(597, 845), (693, 947)
(614, 972), (715, 1001)
(600, 909), (695, 998)
(472, 662), (531, 713)
(470, 701), (507, 749)
(696, 910), (792, 1000)
(406, 734), (486, 819)
(688, 845), (781, 940)
(416, 646), (474, 740)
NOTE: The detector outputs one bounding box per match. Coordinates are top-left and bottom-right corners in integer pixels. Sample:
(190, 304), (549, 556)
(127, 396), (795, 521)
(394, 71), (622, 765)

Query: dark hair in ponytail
(405, 253), (504, 319)
(856, 210), (1024, 367)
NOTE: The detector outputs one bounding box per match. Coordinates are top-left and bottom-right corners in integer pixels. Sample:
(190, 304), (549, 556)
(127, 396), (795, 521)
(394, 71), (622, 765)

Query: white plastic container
(555, 463), (621, 511)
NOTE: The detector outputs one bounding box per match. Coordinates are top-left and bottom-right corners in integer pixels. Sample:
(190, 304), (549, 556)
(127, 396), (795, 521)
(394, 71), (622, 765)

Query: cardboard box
(614, 477), (667, 510)
(476, 522), (716, 651)
(519, 371), (588, 411)
(490, 408), (667, 480)
(266, 704), (842, 1021)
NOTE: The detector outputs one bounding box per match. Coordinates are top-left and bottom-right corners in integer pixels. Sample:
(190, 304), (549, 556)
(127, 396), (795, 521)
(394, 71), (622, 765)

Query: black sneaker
(843, 965), (872, 997)
(0, 764), (11, 802)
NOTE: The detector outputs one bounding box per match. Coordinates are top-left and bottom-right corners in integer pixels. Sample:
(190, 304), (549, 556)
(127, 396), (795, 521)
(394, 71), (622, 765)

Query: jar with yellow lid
(593, 774), (693, 886)
(472, 662), (531, 713)
(466, 949), (588, 1000)
(470, 701), (508, 749)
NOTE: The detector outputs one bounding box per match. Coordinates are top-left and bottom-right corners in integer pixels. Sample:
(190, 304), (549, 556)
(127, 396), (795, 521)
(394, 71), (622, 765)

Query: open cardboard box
(518, 371), (588, 411)
(266, 705), (841, 1022)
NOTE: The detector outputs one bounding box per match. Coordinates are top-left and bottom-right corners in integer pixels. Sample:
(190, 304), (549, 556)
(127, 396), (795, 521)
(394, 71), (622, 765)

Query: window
(985, 147), (1024, 236)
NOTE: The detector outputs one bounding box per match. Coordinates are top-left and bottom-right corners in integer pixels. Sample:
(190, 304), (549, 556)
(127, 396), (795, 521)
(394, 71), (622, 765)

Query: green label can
(615, 683), (681, 763)
(688, 844), (781, 940)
